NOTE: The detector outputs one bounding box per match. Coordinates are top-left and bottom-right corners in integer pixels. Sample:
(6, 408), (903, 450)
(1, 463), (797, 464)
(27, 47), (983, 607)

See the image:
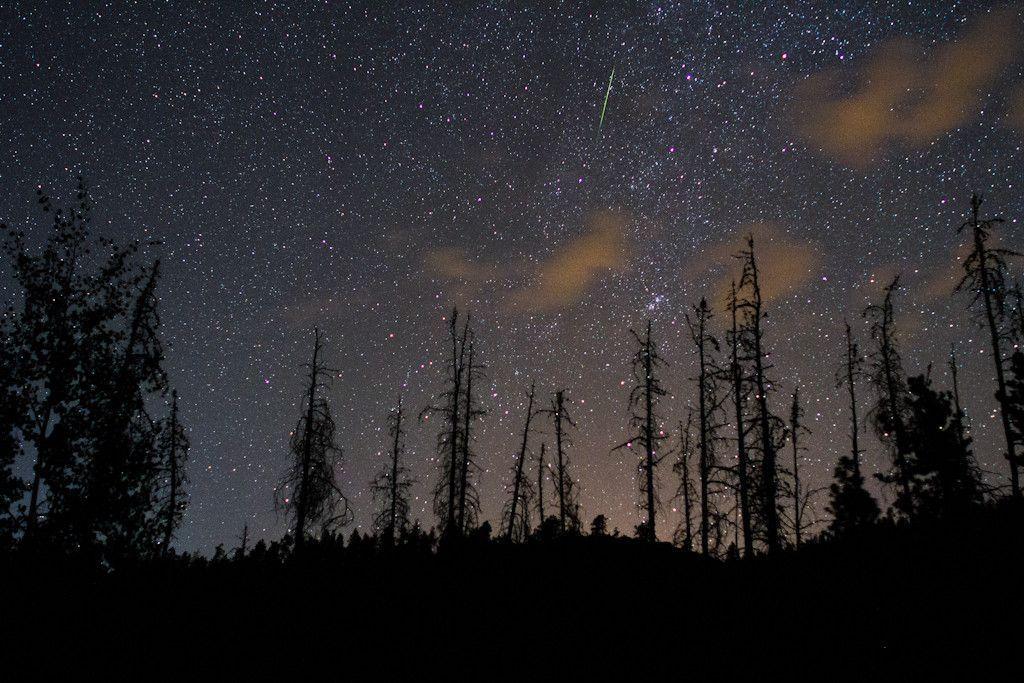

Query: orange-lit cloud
(422, 210), (632, 313)
(682, 222), (824, 309)
(510, 210), (631, 312)
(797, 6), (1022, 166)
(1009, 84), (1024, 130)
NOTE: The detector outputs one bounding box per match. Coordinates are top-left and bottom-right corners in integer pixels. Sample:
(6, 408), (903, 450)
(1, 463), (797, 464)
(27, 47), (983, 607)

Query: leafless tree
(955, 193), (1020, 498)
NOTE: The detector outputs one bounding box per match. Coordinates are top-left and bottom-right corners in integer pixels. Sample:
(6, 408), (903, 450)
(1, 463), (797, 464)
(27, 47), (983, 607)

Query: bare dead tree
(456, 326), (486, 534)
(864, 276), (914, 516)
(276, 328), (352, 551)
(614, 320), (670, 542)
(727, 281), (754, 557)
(372, 395), (414, 546)
(955, 193), (1020, 498)
(736, 235), (783, 554)
(422, 308), (468, 539)
(948, 347), (970, 455)
(673, 410), (697, 551)
(542, 390), (580, 534)
(536, 441), (548, 527)
(503, 381), (537, 542)
(158, 390), (190, 555)
(786, 388), (816, 548)
(687, 297), (724, 555)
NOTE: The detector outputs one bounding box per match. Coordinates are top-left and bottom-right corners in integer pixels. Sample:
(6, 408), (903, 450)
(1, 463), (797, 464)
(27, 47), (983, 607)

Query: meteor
(597, 65), (615, 136)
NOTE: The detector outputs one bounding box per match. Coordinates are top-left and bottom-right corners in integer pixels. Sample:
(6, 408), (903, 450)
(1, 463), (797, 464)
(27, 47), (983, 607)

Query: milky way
(2, 1), (1023, 550)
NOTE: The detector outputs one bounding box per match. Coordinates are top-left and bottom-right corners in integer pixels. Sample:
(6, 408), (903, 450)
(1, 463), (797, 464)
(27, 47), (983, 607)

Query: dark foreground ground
(3, 505), (1021, 676)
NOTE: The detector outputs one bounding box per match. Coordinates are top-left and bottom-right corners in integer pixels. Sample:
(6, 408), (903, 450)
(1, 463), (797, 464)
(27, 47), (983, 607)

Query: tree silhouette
(276, 328), (351, 551)
(535, 441), (548, 527)
(673, 410), (696, 551)
(0, 312), (23, 546)
(727, 281), (754, 557)
(948, 347), (970, 456)
(905, 372), (982, 519)
(158, 390), (190, 555)
(827, 321), (879, 537)
(502, 381), (537, 543)
(542, 390), (580, 535)
(786, 388), (817, 548)
(864, 276), (914, 517)
(2, 181), (173, 561)
(422, 308), (468, 539)
(736, 236), (784, 554)
(456, 325), (485, 535)
(371, 395), (414, 546)
(686, 297), (726, 555)
(614, 319), (669, 543)
(955, 193), (1020, 498)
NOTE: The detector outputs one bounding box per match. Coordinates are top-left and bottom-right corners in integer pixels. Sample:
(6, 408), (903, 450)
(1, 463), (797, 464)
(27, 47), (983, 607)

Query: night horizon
(4, 2), (1024, 553)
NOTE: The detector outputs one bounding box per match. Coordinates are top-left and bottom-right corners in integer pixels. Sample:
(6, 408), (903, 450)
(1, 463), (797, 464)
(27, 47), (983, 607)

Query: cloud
(1009, 84), (1024, 130)
(797, 6), (1022, 166)
(422, 210), (632, 313)
(422, 247), (504, 283)
(509, 210), (631, 312)
(682, 222), (824, 309)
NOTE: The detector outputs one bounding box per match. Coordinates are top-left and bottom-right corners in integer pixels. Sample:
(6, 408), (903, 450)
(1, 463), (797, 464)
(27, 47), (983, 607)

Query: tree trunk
(506, 383), (535, 542)
(971, 196), (1020, 498)
(730, 282), (754, 558)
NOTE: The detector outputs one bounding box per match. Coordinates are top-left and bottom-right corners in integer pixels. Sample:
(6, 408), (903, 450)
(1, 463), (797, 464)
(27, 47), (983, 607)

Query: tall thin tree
(955, 193), (1020, 498)
(828, 321), (880, 537)
(687, 297), (721, 554)
(728, 281), (754, 558)
(422, 308), (468, 539)
(673, 410), (697, 552)
(543, 391), (579, 534)
(372, 395), (414, 546)
(864, 277), (914, 516)
(457, 327), (485, 534)
(159, 390), (190, 554)
(503, 382), (537, 542)
(276, 328), (351, 551)
(615, 320), (669, 542)
(737, 236), (782, 554)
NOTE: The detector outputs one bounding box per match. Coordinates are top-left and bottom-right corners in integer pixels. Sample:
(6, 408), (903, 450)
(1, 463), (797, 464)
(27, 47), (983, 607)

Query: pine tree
(615, 320), (669, 542)
(371, 395), (414, 546)
(905, 372), (983, 518)
(276, 328), (351, 551)
(827, 321), (879, 537)
(864, 276), (914, 517)
(955, 193), (1020, 498)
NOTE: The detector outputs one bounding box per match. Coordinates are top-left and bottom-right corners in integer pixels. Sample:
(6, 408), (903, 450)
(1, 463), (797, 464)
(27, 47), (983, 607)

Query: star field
(2, 1), (1023, 551)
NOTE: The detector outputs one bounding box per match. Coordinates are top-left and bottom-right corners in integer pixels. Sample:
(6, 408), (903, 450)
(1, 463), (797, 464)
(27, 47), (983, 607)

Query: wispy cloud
(422, 210), (632, 313)
(682, 222), (824, 309)
(797, 6), (1023, 166)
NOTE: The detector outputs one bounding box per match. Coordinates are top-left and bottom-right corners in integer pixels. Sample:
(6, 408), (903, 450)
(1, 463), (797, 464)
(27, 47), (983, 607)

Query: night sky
(2, 1), (1023, 551)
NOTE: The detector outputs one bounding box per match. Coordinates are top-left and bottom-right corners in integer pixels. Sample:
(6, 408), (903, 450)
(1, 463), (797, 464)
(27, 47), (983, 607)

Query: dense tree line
(2, 187), (1022, 565)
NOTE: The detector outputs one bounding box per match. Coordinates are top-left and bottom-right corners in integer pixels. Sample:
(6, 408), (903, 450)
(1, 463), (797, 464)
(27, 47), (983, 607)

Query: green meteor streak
(598, 65), (615, 135)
